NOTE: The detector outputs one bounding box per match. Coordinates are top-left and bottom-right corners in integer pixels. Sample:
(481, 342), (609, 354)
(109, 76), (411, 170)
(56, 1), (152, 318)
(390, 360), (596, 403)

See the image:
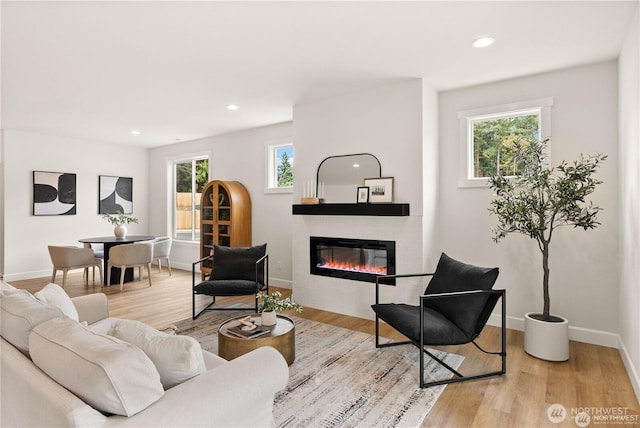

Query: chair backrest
(48, 246), (97, 267)
(424, 253), (499, 338)
(89, 243), (105, 258)
(210, 244), (267, 283)
(152, 237), (172, 258)
(109, 243), (153, 266)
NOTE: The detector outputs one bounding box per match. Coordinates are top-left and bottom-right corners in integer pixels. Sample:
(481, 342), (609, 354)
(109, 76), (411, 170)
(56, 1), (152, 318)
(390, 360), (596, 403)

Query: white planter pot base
(261, 311), (277, 326)
(524, 312), (569, 361)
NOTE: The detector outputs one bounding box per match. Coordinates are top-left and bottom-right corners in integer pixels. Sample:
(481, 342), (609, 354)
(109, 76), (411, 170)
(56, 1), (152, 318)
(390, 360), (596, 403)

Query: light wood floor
(11, 269), (640, 427)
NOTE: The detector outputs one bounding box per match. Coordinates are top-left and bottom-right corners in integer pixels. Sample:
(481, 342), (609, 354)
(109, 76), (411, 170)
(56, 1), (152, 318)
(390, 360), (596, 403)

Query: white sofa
(1, 287), (289, 427)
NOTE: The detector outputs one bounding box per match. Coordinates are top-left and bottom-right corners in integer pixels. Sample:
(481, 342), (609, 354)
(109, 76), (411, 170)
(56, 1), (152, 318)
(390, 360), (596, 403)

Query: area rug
(174, 310), (463, 428)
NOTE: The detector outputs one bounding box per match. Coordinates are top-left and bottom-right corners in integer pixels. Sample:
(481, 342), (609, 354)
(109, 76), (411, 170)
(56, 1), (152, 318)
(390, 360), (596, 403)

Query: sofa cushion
(108, 319), (207, 389)
(0, 290), (64, 354)
(0, 280), (17, 293)
(0, 280), (20, 298)
(29, 317), (164, 417)
(34, 283), (79, 322)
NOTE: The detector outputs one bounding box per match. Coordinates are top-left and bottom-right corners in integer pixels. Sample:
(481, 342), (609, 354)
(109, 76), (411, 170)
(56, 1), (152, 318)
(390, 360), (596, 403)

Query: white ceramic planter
(524, 312), (569, 361)
(261, 311), (277, 326)
(114, 224), (127, 240)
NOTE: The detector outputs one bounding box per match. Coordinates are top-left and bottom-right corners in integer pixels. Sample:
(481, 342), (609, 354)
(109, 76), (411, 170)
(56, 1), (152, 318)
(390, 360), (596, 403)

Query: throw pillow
(108, 319), (207, 389)
(29, 317), (164, 417)
(211, 244), (267, 282)
(0, 290), (65, 354)
(424, 252), (499, 337)
(34, 283), (79, 322)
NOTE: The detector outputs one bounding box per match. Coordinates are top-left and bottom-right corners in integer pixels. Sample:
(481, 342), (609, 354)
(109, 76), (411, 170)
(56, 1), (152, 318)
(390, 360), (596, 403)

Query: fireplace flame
(317, 261), (387, 275)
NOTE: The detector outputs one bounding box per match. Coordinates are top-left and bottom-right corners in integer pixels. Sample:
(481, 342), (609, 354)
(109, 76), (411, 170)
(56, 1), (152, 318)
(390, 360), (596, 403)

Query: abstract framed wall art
(99, 175), (133, 214)
(33, 171), (77, 216)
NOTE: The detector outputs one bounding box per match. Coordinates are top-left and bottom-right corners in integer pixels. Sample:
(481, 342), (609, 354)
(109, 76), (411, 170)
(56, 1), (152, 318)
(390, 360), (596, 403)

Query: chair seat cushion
(194, 279), (261, 296)
(372, 303), (471, 346)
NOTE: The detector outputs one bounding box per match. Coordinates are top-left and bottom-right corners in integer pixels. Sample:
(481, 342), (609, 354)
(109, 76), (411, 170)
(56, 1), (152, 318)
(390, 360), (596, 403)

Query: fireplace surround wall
(310, 236), (396, 284)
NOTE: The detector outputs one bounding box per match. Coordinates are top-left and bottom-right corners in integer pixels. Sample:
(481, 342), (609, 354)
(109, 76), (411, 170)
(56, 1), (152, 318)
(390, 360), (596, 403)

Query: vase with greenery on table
(101, 211), (138, 240)
(488, 138), (606, 361)
(257, 290), (303, 326)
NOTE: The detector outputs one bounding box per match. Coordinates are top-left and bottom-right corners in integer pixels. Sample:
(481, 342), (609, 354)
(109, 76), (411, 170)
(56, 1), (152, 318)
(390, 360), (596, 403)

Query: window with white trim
(265, 139), (293, 194)
(172, 155), (209, 241)
(458, 98), (553, 187)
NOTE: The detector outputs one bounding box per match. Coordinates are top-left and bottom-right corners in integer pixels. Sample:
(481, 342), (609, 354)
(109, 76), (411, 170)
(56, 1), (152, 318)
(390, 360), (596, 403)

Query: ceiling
(2, 1), (637, 148)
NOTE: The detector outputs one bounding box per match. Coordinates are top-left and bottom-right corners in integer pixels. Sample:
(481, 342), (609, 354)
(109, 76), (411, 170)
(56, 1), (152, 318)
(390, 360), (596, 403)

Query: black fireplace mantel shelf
(292, 203), (410, 217)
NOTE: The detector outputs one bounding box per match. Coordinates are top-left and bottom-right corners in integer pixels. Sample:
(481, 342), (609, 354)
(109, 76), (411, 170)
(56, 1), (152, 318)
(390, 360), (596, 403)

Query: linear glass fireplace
(310, 236), (396, 284)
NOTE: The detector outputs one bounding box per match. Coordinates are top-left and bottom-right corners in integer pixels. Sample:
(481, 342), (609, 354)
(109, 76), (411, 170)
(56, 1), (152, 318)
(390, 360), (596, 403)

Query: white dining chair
(48, 246), (103, 287)
(107, 242), (153, 291)
(151, 237), (172, 275)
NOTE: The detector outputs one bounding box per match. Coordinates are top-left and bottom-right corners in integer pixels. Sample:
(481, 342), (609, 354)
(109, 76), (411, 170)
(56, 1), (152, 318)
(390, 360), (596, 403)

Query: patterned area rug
(174, 310), (463, 428)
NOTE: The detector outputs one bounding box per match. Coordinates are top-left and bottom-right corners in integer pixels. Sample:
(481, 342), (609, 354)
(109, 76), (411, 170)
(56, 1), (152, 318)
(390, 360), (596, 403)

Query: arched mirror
(316, 153), (381, 203)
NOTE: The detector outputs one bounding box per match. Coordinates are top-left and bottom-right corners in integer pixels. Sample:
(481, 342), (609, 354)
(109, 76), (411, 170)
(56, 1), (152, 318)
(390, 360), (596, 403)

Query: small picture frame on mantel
(363, 177), (393, 203)
(356, 186), (369, 203)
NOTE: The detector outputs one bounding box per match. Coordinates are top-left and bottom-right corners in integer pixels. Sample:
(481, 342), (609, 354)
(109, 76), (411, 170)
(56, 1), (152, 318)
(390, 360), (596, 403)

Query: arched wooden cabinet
(200, 180), (252, 278)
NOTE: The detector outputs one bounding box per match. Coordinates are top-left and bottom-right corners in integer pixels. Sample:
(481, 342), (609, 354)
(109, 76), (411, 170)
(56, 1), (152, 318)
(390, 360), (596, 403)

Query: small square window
(265, 139), (293, 194)
(470, 109), (540, 178)
(458, 98), (553, 188)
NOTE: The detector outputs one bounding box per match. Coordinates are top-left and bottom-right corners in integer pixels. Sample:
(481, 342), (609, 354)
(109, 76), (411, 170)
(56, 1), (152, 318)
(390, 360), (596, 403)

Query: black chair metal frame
(192, 253), (269, 319)
(374, 272), (506, 388)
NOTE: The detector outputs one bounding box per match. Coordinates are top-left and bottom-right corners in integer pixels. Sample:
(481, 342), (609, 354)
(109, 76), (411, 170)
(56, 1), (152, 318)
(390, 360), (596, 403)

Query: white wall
(618, 7), (640, 401)
(1, 130), (149, 281)
(292, 79), (430, 320)
(422, 84), (440, 272)
(439, 61), (620, 346)
(147, 122), (293, 288)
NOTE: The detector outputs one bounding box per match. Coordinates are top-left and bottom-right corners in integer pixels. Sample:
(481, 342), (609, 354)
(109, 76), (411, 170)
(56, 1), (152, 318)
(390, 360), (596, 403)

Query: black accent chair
(192, 244), (268, 319)
(371, 252), (506, 388)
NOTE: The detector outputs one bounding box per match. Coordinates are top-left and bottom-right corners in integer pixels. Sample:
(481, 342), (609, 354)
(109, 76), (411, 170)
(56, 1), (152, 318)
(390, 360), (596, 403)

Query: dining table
(78, 235), (155, 285)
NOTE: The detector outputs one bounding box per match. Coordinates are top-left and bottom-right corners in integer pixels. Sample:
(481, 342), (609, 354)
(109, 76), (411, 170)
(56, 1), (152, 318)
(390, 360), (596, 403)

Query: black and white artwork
(33, 171), (77, 216)
(99, 175), (133, 214)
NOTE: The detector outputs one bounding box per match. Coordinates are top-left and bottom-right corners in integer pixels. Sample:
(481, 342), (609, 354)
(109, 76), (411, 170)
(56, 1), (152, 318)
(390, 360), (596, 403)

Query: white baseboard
(618, 338), (640, 403)
(3, 269), (51, 282)
(171, 261), (194, 272)
(487, 313), (619, 348)
(269, 278), (292, 289)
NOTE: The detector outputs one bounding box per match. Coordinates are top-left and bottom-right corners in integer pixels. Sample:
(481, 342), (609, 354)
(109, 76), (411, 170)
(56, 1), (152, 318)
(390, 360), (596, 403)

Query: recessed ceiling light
(130, 130), (141, 135)
(472, 37), (495, 48)
(353, 163), (360, 168)
(226, 104), (239, 111)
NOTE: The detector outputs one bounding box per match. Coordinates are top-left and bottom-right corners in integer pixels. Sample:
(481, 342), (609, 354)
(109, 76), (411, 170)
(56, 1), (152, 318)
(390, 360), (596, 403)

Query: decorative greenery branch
(101, 211), (139, 226)
(257, 290), (303, 313)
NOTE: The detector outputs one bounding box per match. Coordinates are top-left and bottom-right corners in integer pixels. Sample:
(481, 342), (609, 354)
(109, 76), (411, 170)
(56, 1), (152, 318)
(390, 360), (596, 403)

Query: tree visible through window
(174, 157), (208, 241)
(277, 148), (293, 187)
(471, 110), (539, 178)
(265, 140), (293, 193)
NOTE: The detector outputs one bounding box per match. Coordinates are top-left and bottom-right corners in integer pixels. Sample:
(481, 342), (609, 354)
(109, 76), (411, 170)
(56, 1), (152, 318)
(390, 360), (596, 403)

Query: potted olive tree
(488, 138), (606, 361)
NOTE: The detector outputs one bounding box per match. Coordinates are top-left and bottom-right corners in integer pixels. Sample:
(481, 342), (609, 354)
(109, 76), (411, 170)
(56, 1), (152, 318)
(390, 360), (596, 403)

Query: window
(265, 139), (293, 193)
(458, 98), (553, 187)
(173, 156), (209, 241)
